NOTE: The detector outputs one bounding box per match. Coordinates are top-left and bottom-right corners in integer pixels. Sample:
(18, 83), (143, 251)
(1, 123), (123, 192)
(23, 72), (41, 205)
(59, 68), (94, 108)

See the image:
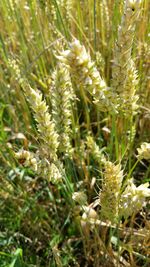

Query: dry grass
(0, 0), (150, 266)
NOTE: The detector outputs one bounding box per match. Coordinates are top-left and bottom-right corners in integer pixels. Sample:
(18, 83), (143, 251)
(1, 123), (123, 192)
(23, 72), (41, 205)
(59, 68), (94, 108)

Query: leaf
(8, 248), (26, 267)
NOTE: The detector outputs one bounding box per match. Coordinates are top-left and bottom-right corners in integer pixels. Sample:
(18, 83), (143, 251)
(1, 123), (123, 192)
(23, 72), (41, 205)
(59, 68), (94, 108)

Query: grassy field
(0, 0), (150, 266)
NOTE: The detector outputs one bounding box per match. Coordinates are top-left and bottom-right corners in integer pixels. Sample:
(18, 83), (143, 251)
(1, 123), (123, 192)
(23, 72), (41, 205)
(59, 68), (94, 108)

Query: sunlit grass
(0, 0), (150, 266)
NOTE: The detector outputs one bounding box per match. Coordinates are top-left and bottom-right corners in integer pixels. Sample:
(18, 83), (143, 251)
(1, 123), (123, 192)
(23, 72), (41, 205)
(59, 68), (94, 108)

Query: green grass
(0, 0), (150, 266)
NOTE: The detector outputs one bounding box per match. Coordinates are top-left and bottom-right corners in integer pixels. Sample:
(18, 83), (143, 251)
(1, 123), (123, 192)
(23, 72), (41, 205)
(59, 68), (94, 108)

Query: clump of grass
(0, 0), (150, 266)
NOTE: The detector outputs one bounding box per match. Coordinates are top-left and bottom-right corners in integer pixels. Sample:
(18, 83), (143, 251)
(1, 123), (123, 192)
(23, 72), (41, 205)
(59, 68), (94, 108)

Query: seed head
(119, 179), (150, 218)
(72, 191), (87, 205)
(15, 149), (37, 171)
(100, 161), (123, 223)
(137, 143), (150, 160)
